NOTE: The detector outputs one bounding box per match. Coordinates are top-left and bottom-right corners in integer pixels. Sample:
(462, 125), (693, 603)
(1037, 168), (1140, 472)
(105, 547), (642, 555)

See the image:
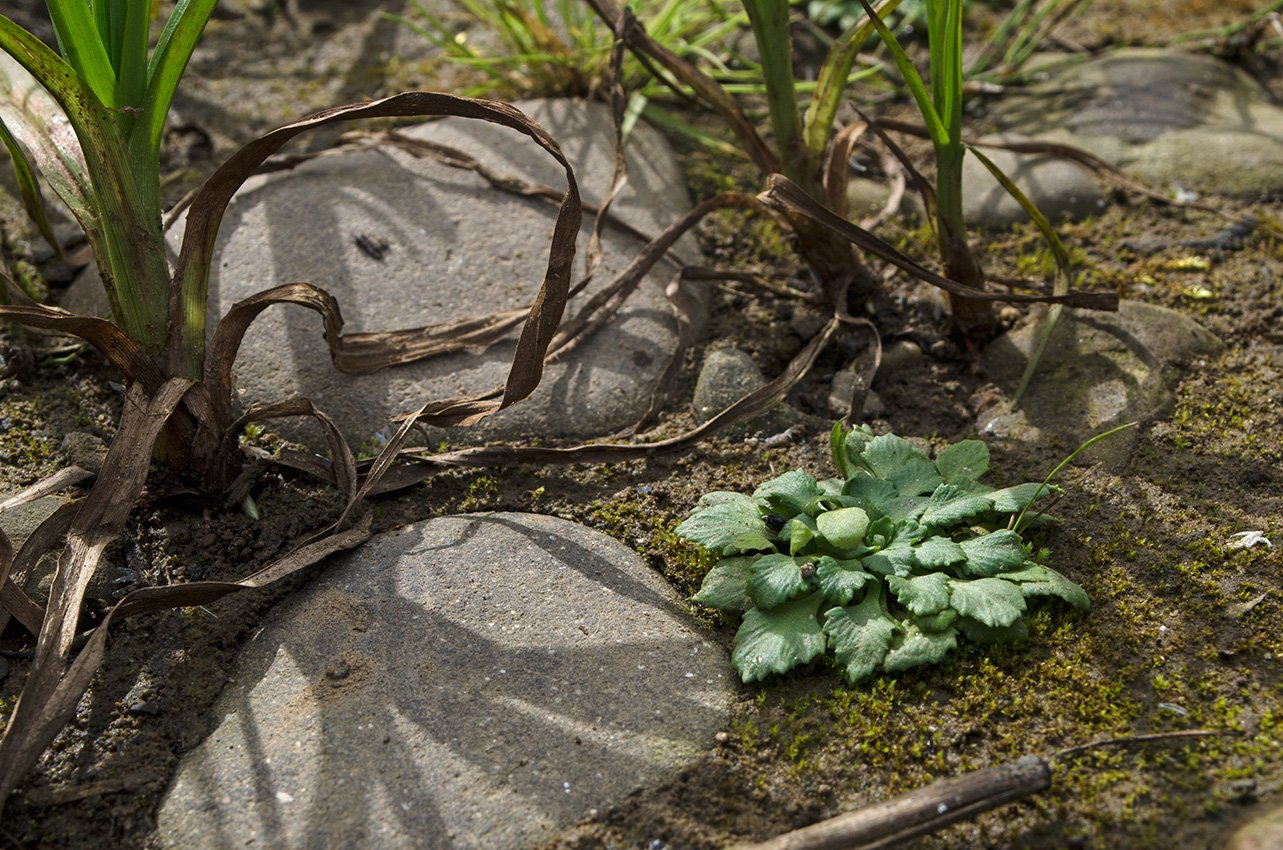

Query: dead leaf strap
(0, 305), (167, 391)
(0, 379), (192, 809)
(757, 175), (1119, 310)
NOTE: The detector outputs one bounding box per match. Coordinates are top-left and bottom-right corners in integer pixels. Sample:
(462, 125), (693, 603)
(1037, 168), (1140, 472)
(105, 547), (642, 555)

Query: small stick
(735, 755), (1050, 850)
(736, 730), (1222, 850)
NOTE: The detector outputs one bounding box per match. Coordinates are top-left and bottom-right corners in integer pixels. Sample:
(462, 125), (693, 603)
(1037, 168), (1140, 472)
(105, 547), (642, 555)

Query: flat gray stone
(66, 98), (704, 450)
(979, 300), (1223, 466)
(995, 49), (1283, 196)
(157, 513), (734, 850)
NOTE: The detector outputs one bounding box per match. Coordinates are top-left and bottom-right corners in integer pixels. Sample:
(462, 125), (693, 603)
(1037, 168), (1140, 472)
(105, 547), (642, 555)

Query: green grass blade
(929, 0), (963, 146)
(130, 0), (218, 220)
(93, 0), (113, 65)
(641, 102), (748, 159)
(0, 14), (170, 350)
(968, 147), (1070, 274)
(740, 0), (804, 183)
(45, 0), (121, 108)
(969, 144), (1072, 405)
(803, 0), (902, 164)
(968, 0), (1034, 76)
(118, 0), (151, 114)
(0, 53), (97, 232)
(855, 0), (945, 148)
(0, 114), (62, 267)
(1014, 422), (1137, 532)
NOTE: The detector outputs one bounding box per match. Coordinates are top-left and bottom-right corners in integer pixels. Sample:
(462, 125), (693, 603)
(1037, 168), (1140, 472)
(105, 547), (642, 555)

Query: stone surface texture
(961, 134), (1107, 227)
(692, 347), (767, 422)
(158, 512), (734, 850)
(158, 98), (705, 449)
(1228, 802), (1283, 850)
(996, 49), (1283, 196)
(979, 299), (1224, 466)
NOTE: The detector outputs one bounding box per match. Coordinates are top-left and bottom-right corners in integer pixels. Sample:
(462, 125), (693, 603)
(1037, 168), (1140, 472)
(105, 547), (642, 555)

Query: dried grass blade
(872, 117), (1269, 237)
(228, 398), (359, 502)
(824, 120), (868, 217)
(0, 304), (167, 391)
(547, 192), (759, 362)
(0, 501), (80, 634)
(397, 317), (841, 471)
(0, 379), (192, 810)
(841, 318), (882, 425)
(757, 175), (1118, 310)
(0, 576), (42, 635)
(334, 309), (530, 372)
(172, 92), (582, 403)
(0, 467), (93, 512)
(584, 0), (778, 173)
(0, 475), (88, 634)
(635, 269), (692, 430)
(578, 8), (633, 283)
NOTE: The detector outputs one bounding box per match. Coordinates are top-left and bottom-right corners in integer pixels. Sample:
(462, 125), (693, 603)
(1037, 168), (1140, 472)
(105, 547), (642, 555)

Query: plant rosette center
(676, 424), (1089, 683)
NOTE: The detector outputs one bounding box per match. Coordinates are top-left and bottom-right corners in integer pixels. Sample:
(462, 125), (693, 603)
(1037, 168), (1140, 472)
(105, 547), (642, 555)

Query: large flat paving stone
(170, 97), (704, 449)
(157, 512), (735, 850)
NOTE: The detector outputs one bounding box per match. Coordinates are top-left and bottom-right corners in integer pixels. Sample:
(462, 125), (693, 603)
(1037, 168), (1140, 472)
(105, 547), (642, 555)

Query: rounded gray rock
(692, 347), (766, 422)
(158, 512), (735, 850)
(154, 98), (707, 451)
(979, 300), (1224, 467)
(995, 49), (1283, 196)
(962, 134), (1107, 227)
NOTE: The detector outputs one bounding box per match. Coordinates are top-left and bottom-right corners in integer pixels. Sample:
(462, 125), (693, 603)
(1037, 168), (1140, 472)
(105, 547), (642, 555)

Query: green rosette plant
(676, 423), (1088, 683)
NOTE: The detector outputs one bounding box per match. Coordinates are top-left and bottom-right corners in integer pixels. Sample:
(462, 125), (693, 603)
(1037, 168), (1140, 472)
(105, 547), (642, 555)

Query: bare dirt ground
(3, 2), (1283, 849)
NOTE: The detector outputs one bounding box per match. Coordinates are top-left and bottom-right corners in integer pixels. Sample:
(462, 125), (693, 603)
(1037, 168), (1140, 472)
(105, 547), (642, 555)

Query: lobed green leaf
(753, 468), (820, 517)
(989, 481), (1060, 514)
(862, 541), (918, 577)
(934, 439), (990, 484)
(784, 514), (817, 556)
(887, 571), (951, 616)
(861, 433), (929, 478)
(949, 577), (1027, 628)
(913, 608), (959, 633)
(1015, 566), (1090, 610)
(887, 459), (945, 497)
(958, 529), (1027, 576)
(842, 473), (900, 519)
(823, 587), (895, 683)
(675, 492), (771, 554)
(884, 624), (958, 672)
(913, 535), (966, 568)
(814, 555), (873, 605)
(748, 553), (811, 609)
(732, 592), (826, 682)
(920, 484), (994, 529)
(815, 506), (870, 550)
(691, 556), (756, 611)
